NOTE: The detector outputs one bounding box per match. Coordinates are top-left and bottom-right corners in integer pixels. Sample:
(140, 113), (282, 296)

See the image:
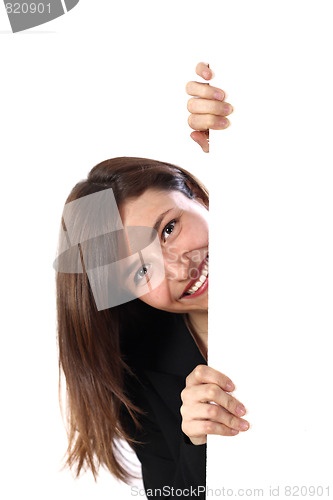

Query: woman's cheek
(141, 282), (171, 308)
(187, 224), (209, 249)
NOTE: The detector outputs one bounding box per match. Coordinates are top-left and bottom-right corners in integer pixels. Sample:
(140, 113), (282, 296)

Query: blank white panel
(208, 1), (333, 496)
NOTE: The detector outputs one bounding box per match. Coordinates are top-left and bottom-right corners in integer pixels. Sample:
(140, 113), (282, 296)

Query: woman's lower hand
(180, 365), (249, 445)
(186, 62), (233, 153)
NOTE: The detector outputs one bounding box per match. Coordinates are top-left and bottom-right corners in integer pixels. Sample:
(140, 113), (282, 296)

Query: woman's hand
(180, 365), (249, 445)
(186, 62), (233, 153)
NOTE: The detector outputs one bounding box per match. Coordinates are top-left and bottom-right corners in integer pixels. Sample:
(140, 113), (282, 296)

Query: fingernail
(231, 429), (239, 435)
(213, 91), (225, 101)
(203, 70), (211, 79)
(226, 381), (234, 391)
(223, 103), (233, 114)
(218, 118), (228, 128)
(236, 404), (246, 417)
(240, 420), (249, 431)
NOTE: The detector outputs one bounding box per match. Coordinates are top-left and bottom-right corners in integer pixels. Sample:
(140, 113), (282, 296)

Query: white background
(1, 1), (332, 499)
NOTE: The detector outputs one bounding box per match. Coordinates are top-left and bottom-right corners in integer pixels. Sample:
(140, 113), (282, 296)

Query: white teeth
(185, 275), (207, 295)
(184, 261), (209, 295)
(182, 255), (209, 297)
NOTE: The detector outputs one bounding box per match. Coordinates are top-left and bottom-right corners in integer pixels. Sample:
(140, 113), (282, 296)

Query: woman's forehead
(120, 189), (188, 227)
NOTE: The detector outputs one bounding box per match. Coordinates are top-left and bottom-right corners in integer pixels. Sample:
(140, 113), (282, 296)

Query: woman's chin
(178, 294), (208, 313)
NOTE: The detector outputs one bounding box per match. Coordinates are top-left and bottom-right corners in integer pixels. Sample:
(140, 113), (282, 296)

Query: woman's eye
(162, 219), (176, 241)
(134, 264), (151, 285)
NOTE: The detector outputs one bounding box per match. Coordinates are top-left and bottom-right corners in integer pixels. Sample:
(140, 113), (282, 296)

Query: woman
(55, 63), (249, 499)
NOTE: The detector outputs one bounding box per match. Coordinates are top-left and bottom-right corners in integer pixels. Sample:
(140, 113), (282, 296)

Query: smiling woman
(55, 64), (249, 500)
(55, 157), (210, 490)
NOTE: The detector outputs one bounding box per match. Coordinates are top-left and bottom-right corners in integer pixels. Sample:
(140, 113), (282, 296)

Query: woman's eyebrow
(153, 208), (173, 233)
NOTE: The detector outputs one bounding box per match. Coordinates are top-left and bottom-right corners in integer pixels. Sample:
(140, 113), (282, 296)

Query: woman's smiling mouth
(179, 255), (209, 299)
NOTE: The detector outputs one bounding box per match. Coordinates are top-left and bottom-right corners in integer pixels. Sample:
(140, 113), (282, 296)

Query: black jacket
(120, 301), (207, 499)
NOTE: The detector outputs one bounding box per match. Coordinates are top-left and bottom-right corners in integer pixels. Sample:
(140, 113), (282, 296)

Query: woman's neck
(185, 311), (208, 361)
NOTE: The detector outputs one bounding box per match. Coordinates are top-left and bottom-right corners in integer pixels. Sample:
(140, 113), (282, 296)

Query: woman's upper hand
(180, 365), (249, 445)
(186, 62), (233, 153)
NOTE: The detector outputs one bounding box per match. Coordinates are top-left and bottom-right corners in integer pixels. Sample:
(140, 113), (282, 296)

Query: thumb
(190, 131), (209, 153)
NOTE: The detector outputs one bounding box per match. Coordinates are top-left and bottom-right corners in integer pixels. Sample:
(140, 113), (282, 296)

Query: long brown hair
(56, 157), (209, 482)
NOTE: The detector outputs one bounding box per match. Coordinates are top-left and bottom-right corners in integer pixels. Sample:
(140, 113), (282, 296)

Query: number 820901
(5, 3), (51, 14)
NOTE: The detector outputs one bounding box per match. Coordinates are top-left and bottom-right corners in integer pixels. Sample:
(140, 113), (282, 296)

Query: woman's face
(120, 188), (209, 314)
